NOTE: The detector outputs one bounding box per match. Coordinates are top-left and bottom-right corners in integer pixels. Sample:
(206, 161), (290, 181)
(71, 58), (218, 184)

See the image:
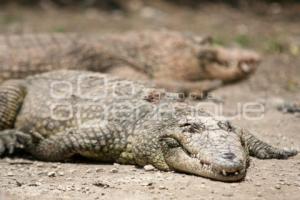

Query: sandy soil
(0, 2), (299, 200)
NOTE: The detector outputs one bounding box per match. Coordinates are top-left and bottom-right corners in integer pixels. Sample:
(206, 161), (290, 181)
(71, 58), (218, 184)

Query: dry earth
(0, 2), (300, 200)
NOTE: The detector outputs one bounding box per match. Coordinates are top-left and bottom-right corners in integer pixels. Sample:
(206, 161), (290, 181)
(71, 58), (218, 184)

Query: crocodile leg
(239, 129), (298, 159)
(0, 80), (26, 130)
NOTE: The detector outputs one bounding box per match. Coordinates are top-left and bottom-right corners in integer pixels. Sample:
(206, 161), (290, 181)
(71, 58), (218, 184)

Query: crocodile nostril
(222, 152), (236, 160)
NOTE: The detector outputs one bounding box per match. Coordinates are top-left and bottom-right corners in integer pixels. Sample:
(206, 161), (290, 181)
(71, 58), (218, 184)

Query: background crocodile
(0, 30), (260, 97)
(0, 70), (296, 182)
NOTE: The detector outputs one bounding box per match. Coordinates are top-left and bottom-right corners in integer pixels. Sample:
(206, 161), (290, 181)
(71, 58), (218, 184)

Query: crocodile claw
(0, 130), (18, 156)
(0, 130), (31, 156)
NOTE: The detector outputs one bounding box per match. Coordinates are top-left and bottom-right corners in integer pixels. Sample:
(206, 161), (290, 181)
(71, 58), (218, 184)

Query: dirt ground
(0, 2), (300, 200)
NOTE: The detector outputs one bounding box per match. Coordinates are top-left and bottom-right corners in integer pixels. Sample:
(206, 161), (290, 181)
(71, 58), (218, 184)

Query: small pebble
(47, 171), (56, 177)
(66, 186), (75, 191)
(141, 182), (153, 186)
(275, 185), (281, 190)
(28, 182), (41, 187)
(93, 181), (110, 188)
(148, 185), (155, 190)
(96, 168), (104, 173)
(144, 165), (155, 171)
(37, 171), (47, 176)
(257, 192), (263, 197)
(222, 193), (233, 197)
(57, 185), (66, 191)
(58, 171), (64, 176)
(255, 183), (261, 187)
(51, 164), (58, 168)
(16, 180), (23, 187)
(36, 163), (44, 167)
(158, 186), (167, 190)
(7, 172), (14, 177)
(110, 168), (118, 173)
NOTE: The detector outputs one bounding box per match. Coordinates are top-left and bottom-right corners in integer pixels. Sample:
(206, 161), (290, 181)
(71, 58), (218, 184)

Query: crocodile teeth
(222, 170), (227, 176)
(240, 63), (250, 72)
(235, 172), (239, 175)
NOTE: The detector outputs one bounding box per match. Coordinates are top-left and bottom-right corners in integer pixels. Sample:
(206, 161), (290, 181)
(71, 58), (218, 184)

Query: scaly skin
(0, 70), (296, 182)
(0, 30), (261, 97)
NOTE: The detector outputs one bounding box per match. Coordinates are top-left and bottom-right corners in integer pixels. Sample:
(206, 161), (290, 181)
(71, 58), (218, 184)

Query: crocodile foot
(0, 130), (32, 156)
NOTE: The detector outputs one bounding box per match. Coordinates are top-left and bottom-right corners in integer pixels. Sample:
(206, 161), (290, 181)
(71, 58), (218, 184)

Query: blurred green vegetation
(285, 79), (299, 92)
(53, 26), (66, 33)
(212, 36), (227, 47)
(263, 39), (285, 53)
(234, 34), (251, 48)
(0, 14), (21, 25)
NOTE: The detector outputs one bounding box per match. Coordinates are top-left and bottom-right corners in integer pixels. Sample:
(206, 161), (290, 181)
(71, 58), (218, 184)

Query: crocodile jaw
(163, 147), (247, 182)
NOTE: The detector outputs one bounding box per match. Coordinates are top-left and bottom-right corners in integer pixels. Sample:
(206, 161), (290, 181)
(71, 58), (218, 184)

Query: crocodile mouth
(200, 160), (242, 177)
(161, 133), (247, 181)
(189, 153), (246, 181)
(165, 148), (247, 181)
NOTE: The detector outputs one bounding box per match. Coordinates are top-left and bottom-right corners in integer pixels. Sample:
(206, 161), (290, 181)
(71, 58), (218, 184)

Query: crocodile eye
(218, 121), (233, 132)
(179, 123), (191, 127)
(160, 137), (180, 148)
(180, 122), (205, 133)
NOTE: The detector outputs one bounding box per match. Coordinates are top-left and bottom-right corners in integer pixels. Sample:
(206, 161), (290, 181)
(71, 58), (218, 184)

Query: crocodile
(0, 30), (260, 98)
(0, 70), (296, 182)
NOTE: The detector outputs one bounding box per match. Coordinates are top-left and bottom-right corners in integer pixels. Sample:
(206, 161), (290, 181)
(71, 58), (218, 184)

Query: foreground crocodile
(0, 70), (296, 182)
(0, 30), (260, 97)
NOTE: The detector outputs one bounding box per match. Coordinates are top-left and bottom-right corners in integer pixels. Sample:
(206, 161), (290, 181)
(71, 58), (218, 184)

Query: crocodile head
(197, 46), (261, 82)
(158, 116), (248, 182)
